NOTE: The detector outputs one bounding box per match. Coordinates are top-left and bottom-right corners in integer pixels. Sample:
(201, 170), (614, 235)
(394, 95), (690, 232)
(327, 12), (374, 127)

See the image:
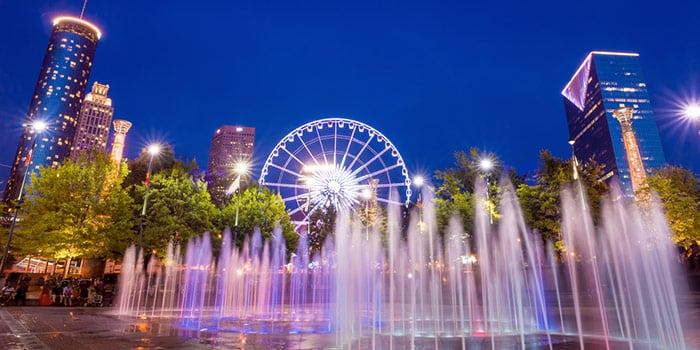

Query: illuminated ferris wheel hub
(260, 117), (413, 232)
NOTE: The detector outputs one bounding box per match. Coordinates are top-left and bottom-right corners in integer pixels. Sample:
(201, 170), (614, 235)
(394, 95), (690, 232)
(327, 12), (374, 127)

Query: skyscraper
(562, 51), (666, 197)
(3, 16), (101, 203)
(207, 125), (255, 206)
(110, 119), (133, 164)
(71, 82), (114, 159)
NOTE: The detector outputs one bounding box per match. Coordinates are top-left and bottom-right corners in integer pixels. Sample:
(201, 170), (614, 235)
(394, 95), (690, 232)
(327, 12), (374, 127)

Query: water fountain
(116, 179), (691, 349)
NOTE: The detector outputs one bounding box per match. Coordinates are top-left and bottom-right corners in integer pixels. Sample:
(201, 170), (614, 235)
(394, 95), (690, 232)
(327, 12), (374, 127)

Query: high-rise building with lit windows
(562, 51), (666, 197)
(71, 82), (114, 159)
(3, 16), (100, 203)
(207, 125), (255, 206)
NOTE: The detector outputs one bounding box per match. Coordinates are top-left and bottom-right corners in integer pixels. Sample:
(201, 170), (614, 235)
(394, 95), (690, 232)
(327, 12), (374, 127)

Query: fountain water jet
(116, 179), (690, 349)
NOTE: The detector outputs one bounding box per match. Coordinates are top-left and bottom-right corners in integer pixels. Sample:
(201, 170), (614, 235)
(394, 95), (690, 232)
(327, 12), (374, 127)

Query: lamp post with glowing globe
(684, 102), (700, 137)
(413, 175), (426, 232)
(0, 121), (48, 277)
(227, 161), (250, 243)
(479, 158), (494, 224)
(136, 144), (161, 255)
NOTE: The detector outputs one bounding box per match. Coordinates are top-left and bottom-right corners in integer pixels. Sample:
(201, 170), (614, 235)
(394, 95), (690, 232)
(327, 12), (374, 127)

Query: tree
(434, 148), (504, 239)
(516, 150), (607, 251)
(307, 206), (337, 257)
(15, 152), (134, 262)
(642, 166), (700, 245)
(133, 161), (219, 257)
(220, 183), (298, 256)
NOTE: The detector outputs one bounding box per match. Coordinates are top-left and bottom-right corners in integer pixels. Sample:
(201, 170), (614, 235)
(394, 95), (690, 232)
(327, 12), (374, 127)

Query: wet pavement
(0, 296), (699, 349)
(0, 306), (346, 350)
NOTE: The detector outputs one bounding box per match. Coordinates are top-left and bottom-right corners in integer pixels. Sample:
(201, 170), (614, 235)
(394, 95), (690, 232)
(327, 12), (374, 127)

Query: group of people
(46, 280), (78, 306)
(45, 277), (105, 307)
(1, 279), (28, 306)
(0, 275), (114, 307)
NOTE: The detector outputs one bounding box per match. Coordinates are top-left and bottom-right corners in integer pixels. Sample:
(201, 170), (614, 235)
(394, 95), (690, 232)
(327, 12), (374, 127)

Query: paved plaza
(0, 273), (699, 349)
(0, 292), (698, 350)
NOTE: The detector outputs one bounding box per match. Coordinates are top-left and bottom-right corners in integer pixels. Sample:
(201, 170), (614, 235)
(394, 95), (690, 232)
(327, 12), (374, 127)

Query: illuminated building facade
(110, 119), (132, 164)
(71, 82), (114, 159)
(562, 51), (666, 197)
(3, 17), (100, 203)
(207, 125), (255, 206)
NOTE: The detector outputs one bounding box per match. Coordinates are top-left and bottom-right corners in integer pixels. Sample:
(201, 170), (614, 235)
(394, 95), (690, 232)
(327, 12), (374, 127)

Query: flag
(416, 194), (422, 209)
(24, 149), (33, 167)
(227, 175), (241, 195)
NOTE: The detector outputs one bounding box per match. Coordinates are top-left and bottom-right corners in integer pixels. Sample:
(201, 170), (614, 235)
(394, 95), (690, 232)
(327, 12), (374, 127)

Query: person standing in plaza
(62, 282), (73, 306)
(688, 241), (700, 270)
(14, 284), (27, 306)
(39, 285), (52, 306)
(51, 283), (62, 305)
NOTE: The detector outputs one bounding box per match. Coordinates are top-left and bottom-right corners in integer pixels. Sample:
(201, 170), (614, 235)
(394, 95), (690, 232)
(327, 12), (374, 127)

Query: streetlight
(568, 139), (588, 211)
(684, 102), (700, 137)
(0, 121), (48, 277)
(568, 139), (579, 180)
(227, 161), (249, 242)
(136, 144), (160, 255)
(478, 157), (494, 224)
(413, 175), (426, 232)
(413, 175), (424, 188)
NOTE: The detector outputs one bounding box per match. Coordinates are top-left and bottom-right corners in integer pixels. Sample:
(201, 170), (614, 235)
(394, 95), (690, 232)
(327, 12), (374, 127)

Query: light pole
(568, 139), (579, 180)
(0, 121), (47, 277)
(568, 139), (589, 211)
(479, 158), (494, 224)
(228, 161), (249, 243)
(136, 144), (160, 256)
(413, 175), (426, 233)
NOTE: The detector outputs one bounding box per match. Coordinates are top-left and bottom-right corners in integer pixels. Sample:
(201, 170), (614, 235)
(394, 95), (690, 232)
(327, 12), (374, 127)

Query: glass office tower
(3, 17), (101, 203)
(562, 51), (666, 197)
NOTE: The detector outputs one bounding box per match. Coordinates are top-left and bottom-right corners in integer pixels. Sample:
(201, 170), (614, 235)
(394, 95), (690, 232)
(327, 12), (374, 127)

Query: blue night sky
(1, 0), (699, 185)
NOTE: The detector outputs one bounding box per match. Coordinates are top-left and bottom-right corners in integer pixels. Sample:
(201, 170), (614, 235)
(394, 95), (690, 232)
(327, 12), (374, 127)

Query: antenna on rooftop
(80, 0), (88, 19)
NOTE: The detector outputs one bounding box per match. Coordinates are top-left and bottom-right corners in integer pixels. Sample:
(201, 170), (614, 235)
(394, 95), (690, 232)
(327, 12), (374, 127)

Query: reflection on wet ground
(0, 305), (699, 349)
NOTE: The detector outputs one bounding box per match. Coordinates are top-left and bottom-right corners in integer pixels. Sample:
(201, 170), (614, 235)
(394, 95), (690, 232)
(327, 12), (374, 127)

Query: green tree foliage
(220, 183), (298, 255)
(134, 161), (219, 257)
(433, 148), (503, 238)
(516, 150), (607, 250)
(307, 206), (337, 257)
(16, 152), (134, 260)
(642, 166), (700, 245)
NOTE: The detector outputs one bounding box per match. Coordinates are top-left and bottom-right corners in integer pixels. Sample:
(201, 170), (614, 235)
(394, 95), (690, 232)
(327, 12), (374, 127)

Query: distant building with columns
(110, 119), (132, 164)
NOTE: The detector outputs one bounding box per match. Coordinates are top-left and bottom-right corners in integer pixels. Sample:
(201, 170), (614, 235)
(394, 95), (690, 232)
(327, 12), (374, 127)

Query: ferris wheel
(259, 118), (413, 232)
